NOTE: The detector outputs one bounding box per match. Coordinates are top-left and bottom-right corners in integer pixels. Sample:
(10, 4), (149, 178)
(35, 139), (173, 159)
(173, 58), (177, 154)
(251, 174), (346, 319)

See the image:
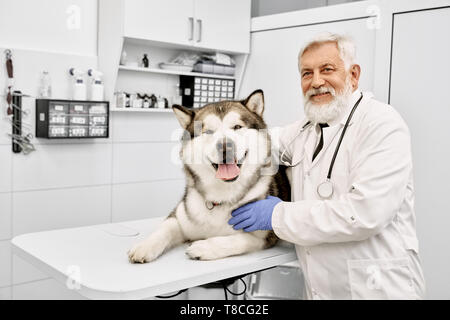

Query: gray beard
(303, 82), (353, 124)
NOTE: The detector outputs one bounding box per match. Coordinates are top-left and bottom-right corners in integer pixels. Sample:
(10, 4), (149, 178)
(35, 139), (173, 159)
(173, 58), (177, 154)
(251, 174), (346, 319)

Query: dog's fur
(128, 90), (290, 263)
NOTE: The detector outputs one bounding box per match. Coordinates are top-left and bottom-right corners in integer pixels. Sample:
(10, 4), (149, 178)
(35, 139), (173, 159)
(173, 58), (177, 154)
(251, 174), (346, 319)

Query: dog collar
(205, 200), (221, 210)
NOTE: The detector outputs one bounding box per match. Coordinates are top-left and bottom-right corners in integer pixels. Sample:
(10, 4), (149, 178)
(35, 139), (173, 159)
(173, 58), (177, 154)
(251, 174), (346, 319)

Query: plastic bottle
(88, 69), (104, 101)
(157, 95), (165, 109)
(142, 54), (149, 68)
(39, 71), (52, 98)
(69, 68), (87, 100)
(73, 78), (87, 100)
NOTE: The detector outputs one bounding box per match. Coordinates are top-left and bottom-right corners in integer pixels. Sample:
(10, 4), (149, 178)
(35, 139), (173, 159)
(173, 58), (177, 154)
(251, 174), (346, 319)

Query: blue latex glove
(228, 196), (282, 232)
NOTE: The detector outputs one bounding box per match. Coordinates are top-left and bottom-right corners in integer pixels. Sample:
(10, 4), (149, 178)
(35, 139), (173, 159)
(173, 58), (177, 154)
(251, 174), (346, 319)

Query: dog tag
(205, 201), (214, 210)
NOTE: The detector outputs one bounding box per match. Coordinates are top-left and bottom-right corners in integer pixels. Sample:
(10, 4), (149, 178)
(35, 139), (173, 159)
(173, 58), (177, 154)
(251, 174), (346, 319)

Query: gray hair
(298, 32), (357, 70)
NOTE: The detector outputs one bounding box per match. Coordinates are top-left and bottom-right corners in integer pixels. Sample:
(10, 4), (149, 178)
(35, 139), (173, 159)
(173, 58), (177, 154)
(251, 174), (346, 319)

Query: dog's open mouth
(211, 151), (247, 182)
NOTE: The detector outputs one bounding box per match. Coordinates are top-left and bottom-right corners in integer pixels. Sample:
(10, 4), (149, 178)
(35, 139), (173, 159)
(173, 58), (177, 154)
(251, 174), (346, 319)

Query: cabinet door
(194, 0), (251, 53)
(389, 7), (450, 300)
(124, 0), (195, 45)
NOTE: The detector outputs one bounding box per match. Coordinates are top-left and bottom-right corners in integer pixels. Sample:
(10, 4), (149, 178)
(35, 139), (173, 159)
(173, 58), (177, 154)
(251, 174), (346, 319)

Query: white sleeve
(272, 109), (412, 246)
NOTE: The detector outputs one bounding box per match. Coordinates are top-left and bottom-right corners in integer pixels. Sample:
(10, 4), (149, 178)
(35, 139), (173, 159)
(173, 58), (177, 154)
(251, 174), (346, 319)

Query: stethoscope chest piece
(317, 179), (333, 199)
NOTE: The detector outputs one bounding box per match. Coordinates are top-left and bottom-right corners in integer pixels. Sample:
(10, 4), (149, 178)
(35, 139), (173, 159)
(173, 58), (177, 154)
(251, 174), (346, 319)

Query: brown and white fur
(127, 90), (290, 263)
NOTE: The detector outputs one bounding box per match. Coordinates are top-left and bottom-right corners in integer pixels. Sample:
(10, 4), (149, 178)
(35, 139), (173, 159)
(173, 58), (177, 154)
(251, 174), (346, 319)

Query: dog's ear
(242, 89), (264, 117)
(172, 105), (195, 129)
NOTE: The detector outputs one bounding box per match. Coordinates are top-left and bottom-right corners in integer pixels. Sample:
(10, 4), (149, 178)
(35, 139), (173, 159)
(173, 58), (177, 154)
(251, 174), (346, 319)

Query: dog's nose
(216, 138), (235, 164)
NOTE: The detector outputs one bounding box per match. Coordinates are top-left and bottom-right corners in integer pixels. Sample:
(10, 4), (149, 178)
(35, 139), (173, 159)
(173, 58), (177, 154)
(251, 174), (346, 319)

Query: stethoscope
(281, 92), (363, 199)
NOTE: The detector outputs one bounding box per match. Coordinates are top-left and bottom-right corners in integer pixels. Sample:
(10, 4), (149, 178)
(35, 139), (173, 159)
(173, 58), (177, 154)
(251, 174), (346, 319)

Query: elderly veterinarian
(229, 32), (426, 300)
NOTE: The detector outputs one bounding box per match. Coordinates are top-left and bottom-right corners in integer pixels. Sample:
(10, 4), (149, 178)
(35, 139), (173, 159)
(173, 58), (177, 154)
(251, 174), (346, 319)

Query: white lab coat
(272, 90), (426, 300)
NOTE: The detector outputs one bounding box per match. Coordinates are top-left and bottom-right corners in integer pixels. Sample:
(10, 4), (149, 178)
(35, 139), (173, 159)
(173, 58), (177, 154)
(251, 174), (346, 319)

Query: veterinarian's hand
(229, 196), (282, 232)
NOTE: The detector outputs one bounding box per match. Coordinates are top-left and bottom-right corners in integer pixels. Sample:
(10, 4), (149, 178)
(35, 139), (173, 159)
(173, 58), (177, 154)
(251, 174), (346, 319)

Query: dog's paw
(127, 240), (164, 264)
(185, 239), (221, 261)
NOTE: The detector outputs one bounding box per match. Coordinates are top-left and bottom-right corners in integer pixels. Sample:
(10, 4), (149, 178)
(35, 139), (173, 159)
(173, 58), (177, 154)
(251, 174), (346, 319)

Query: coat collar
(306, 90), (370, 167)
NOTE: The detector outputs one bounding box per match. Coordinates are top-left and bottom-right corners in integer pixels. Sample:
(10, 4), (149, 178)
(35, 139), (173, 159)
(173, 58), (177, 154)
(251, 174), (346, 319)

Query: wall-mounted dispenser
(69, 68), (86, 100)
(35, 99), (109, 139)
(87, 69), (104, 101)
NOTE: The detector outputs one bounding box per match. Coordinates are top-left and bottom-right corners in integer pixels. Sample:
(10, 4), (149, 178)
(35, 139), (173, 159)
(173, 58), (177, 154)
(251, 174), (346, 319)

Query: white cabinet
(98, 0), (250, 105)
(123, 0), (251, 53)
(194, 0), (251, 53)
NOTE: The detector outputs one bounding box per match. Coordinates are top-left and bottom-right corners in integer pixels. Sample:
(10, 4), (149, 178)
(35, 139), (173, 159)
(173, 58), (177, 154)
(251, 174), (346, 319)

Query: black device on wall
(36, 99), (109, 139)
(179, 75), (235, 108)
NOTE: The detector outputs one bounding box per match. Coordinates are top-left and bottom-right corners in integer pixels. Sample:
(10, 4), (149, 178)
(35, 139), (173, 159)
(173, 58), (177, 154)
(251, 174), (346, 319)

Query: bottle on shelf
(142, 54), (149, 68)
(157, 95), (165, 109)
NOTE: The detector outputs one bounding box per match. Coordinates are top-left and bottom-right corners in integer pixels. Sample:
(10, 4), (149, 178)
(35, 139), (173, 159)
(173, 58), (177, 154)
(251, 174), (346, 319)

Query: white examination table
(11, 217), (297, 300)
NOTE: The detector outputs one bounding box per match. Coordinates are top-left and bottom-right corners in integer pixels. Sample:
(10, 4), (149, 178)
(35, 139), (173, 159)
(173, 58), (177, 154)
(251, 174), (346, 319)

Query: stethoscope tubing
(326, 92), (363, 179)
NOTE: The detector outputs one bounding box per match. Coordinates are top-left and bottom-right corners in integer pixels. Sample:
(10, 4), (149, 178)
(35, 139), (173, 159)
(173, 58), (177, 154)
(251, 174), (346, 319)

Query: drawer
(49, 102), (69, 113)
(70, 103), (89, 114)
(69, 126), (88, 137)
(69, 115), (89, 125)
(89, 115), (108, 126)
(89, 103), (108, 114)
(49, 113), (69, 125)
(48, 125), (69, 138)
(89, 126), (108, 137)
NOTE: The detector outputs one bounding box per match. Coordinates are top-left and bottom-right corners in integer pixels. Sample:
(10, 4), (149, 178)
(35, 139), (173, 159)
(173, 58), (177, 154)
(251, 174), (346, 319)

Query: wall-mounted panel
(12, 143), (112, 192)
(112, 179), (185, 222)
(0, 146), (12, 193)
(389, 6), (450, 299)
(112, 113), (180, 143)
(13, 185), (111, 236)
(112, 142), (184, 184)
(0, 241), (11, 288)
(0, 193), (12, 240)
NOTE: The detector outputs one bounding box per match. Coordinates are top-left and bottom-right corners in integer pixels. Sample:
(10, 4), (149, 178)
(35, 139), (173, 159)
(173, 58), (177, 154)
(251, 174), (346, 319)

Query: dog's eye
(233, 125), (243, 130)
(204, 129), (214, 135)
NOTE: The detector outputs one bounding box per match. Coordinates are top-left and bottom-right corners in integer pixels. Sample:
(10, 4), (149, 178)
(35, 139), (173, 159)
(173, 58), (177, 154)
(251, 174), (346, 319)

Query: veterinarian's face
(299, 41), (357, 106)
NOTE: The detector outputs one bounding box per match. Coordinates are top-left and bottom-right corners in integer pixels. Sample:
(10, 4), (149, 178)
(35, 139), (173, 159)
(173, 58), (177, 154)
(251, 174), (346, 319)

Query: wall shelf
(118, 65), (236, 80)
(98, 0), (250, 108)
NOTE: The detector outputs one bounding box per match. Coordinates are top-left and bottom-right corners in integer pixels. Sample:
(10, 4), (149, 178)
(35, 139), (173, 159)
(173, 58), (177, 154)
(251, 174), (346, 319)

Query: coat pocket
(347, 257), (417, 300)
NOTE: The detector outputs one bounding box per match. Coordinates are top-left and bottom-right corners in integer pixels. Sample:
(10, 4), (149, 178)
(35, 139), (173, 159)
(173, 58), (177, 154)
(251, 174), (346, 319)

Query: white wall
(0, 0), (184, 300)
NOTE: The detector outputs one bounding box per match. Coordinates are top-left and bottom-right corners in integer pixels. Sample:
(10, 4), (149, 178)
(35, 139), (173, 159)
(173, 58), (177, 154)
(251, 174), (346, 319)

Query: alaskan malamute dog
(128, 90), (290, 263)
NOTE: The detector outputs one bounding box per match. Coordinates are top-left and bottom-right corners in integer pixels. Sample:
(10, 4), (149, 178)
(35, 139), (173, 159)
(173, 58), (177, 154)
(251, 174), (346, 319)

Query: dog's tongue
(216, 163), (240, 181)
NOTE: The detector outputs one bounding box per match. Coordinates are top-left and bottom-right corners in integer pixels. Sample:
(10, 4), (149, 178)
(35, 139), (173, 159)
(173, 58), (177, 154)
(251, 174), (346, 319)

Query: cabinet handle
(196, 19), (202, 43)
(188, 17), (194, 41)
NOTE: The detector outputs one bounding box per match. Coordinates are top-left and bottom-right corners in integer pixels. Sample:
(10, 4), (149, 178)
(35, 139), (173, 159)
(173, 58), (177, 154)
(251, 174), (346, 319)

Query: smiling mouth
(312, 92), (331, 98)
(211, 151), (248, 182)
